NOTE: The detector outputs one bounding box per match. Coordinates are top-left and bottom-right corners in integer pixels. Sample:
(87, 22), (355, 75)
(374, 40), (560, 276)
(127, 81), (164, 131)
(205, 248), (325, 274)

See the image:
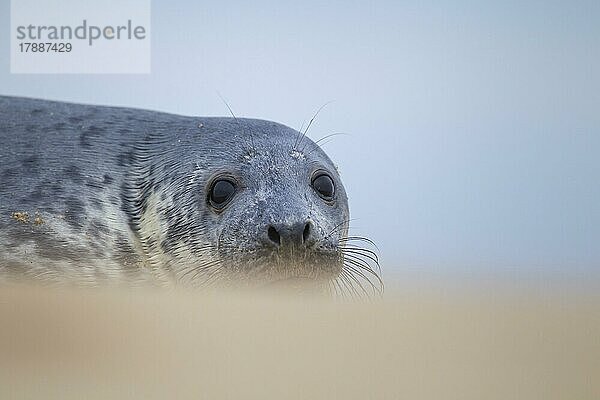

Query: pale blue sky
(1, 1), (599, 282)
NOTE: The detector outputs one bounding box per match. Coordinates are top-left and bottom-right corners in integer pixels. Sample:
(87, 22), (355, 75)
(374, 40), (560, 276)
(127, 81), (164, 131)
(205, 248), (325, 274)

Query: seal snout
(265, 220), (315, 249)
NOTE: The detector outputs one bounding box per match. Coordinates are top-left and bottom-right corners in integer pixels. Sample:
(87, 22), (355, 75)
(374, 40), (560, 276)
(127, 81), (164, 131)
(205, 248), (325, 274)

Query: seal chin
(259, 248), (341, 278)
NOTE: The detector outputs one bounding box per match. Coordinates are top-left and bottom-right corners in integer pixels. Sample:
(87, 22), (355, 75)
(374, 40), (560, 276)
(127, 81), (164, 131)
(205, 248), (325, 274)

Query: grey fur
(0, 96), (354, 288)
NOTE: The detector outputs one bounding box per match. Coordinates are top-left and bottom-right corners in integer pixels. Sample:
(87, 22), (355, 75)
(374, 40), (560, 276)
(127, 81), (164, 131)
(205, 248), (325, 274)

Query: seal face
(0, 96), (381, 293)
(123, 116), (350, 287)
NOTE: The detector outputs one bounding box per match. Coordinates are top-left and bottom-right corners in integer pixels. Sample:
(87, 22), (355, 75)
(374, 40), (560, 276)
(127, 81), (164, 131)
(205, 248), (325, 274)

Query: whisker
(339, 240), (382, 276)
(330, 277), (341, 298)
(293, 118), (308, 150)
(343, 253), (383, 284)
(342, 251), (379, 275)
(338, 236), (379, 250)
(314, 132), (349, 145)
(302, 131), (348, 154)
(341, 247), (380, 265)
(328, 278), (340, 298)
(342, 263), (381, 297)
(341, 268), (371, 298)
(217, 91), (237, 119)
(327, 218), (354, 237)
(333, 276), (348, 299)
(304, 132), (349, 157)
(338, 271), (360, 299)
(343, 260), (384, 295)
(334, 273), (350, 299)
(295, 101), (332, 150)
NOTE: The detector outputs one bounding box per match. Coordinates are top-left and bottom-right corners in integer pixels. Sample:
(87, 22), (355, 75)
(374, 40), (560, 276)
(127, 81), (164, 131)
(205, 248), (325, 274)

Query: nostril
(268, 225), (281, 246)
(302, 222), (311, 244)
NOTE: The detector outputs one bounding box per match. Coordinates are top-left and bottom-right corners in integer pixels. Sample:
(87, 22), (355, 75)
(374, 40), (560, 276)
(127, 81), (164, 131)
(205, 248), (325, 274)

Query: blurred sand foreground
(0, 283), (598, 400)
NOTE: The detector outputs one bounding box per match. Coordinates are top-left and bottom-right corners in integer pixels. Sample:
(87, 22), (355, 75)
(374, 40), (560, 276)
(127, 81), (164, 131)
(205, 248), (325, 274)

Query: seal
(0, 96), (381, 294)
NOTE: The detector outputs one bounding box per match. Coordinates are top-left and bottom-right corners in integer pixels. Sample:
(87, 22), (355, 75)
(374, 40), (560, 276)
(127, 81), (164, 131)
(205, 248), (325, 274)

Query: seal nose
(266, 221), (313, 248)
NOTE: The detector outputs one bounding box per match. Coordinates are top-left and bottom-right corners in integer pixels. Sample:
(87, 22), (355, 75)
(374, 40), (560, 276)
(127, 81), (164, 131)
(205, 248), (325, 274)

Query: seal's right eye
(209, 179), (236, 210)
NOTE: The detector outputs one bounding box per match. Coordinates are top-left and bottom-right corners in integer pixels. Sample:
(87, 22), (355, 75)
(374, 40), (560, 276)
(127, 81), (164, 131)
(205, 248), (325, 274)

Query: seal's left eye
(209, 179), (236, 209)
(312, 173), (335, 201)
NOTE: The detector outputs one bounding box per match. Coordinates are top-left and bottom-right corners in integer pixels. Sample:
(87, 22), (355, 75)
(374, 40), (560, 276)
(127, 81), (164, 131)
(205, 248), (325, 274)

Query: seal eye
(312, 173), (335, 201)
(209, 179), (236, 209)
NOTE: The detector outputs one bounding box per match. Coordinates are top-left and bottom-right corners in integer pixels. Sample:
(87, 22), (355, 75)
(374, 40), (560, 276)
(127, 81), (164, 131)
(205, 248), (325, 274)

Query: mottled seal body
(0, 96), (380, 293)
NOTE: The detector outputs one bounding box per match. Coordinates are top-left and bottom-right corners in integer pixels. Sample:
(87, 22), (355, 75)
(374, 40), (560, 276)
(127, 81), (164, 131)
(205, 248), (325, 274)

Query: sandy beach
(1, 281), (598, 400)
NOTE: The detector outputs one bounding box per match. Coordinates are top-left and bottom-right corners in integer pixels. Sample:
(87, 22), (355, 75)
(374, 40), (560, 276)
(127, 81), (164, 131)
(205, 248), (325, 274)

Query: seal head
(123, 118), (349, 287)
